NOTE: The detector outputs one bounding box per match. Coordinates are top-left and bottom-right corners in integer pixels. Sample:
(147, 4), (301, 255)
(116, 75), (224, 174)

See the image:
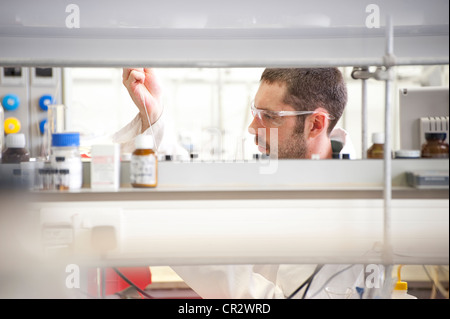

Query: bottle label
(130, 154), (156, 185)
(91, 155), (119, 188)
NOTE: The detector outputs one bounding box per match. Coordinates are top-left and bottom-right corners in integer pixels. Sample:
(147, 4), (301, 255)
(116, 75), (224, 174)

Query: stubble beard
(257, 131), (308, 159)
(277, 132), (308, 159)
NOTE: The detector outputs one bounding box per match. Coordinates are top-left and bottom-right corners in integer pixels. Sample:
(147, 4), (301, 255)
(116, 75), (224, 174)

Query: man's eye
(262, 113), (274, 121)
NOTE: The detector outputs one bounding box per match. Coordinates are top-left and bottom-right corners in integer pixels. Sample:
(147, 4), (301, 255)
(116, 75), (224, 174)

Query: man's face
(248, 81), (308, 159)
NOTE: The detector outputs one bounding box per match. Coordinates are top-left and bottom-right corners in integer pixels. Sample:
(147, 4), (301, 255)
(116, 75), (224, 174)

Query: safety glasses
(251, 101), (334, 128)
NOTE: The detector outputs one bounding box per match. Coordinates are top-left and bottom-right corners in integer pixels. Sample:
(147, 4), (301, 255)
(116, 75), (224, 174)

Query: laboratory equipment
(406, 170), (449, 189)
(367, 132), (385, 159)
(130, 134), (158, 188)
(46, 104), (66, 135)
(394, 150), (421, 159)
(45, 104), (66, 159)
(3, 117), (21, 135)
(0, 101), (4, 158)
(50, 132), (82, 190)
(38, 167), (54, 191)
(399, 87), (449, 151)
(421, 133), (449, 158)
(391, 265), (417, 299)
(1, 133), (30, 164)
(90, 144), (121, 190)
(0, 67), (63, 158)
(56, 169), (70, 190)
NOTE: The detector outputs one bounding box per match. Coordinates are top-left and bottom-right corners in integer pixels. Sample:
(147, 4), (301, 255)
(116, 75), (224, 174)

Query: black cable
(301, 276), (314, 299)
(112, 267), (155, 299)
(287, 264), (324, 299)
(286, 277), (312, 299)
(302, 264), (324, 299)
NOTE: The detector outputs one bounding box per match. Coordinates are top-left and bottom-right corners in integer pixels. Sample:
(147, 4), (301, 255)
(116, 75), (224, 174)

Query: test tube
(37, 168), (46, 190)
(41, 168), (54, 190)
(33, 161), (45, 190)
(58, 169), (70, 190)
(51, 168), (59, 190)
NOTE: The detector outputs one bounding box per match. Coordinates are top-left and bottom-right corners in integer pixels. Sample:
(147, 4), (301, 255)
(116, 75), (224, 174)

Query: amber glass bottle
(421, 133), (449, 158)
(1, 133), (30, 163)
(130, 134), (158, 188)
(367, 132), (385, 159)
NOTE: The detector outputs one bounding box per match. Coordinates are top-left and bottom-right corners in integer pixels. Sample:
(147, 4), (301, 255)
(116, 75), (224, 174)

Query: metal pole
(96, 267), (102, 298)
(383, 15), (394, 264)
(361, 72), (368, 159)
(382, 15), (395, 299)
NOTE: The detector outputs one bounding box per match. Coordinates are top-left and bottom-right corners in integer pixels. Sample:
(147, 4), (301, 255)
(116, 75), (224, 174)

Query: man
(114, 68), (363, 299)
(248, 68), (354, 159)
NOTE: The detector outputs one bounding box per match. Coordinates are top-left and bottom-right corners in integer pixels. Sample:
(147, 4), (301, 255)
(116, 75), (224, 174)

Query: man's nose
(248, 117), (260, 135)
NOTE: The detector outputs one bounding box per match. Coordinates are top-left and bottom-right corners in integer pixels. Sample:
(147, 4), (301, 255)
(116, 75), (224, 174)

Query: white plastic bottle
(391, 265), (417, 299)
(391, 282), (417, 299)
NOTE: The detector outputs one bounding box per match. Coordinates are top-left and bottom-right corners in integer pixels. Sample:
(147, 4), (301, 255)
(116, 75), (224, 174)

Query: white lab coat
(112, 111), (190, 160)
(113, 112), (365, 299)
(173, 264), (367, 299)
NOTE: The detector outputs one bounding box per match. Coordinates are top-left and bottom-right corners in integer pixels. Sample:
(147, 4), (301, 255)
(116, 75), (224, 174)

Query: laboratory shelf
(24, 158), (449, 202)
(25, 185), (448, 202)
(3, 159), (446, 267)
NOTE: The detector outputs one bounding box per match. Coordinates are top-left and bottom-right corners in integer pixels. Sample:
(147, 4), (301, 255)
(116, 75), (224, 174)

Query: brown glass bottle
(421, 133), (449, 158)
(367, 132), (384, 159)
(130, 135), (158, 188)
(1, 133), (30, 163)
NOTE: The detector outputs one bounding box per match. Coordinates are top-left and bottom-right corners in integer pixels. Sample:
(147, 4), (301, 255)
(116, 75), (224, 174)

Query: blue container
(51, 132), (80, 147)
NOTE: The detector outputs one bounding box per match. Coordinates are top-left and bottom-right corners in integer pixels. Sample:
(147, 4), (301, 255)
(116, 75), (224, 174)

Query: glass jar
(1, 133), (30, 163)
(421, 133), (449, 158)
(130, 134), (158, 188)
(39, 167), (54, 191)
(367, 132), (384, 159)
(50, 132), (82, 189)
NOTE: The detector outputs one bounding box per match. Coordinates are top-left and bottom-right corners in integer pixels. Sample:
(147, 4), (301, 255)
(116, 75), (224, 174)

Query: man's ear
(306, 111), (328, 139)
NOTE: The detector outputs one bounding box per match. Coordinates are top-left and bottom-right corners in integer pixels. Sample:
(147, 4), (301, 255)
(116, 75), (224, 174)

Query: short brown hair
(260, 68), (347, 135)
